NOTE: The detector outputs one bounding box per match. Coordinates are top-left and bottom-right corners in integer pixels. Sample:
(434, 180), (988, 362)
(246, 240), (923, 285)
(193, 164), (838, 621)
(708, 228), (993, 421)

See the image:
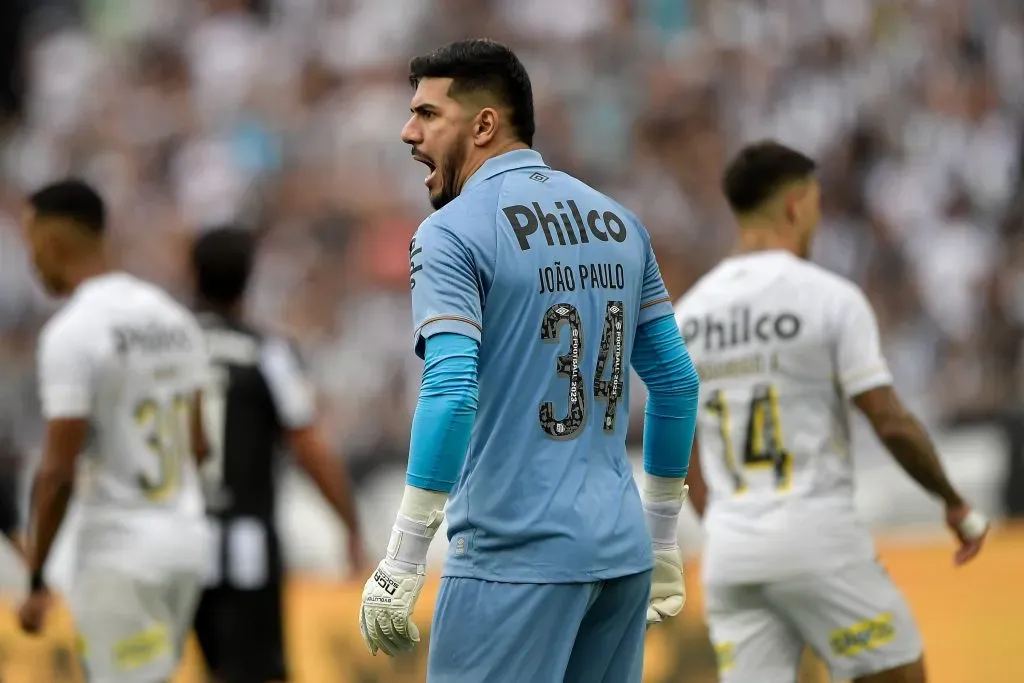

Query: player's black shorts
(194, 577), (287, 683)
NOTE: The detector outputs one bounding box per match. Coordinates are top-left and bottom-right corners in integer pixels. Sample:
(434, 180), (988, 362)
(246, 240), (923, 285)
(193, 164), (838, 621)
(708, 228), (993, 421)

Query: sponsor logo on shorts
(713, 642), (735, 672)
(829, 612), (896, 657)
(113, 623), (170, 671)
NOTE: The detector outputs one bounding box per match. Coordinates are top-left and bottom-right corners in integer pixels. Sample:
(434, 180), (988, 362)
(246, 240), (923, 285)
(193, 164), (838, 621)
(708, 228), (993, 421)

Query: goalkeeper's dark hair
(191, 226), (256, 306)
(27, 179), (106, 235)
(723, 141), (818, 215)
(409, 39), (535, 147)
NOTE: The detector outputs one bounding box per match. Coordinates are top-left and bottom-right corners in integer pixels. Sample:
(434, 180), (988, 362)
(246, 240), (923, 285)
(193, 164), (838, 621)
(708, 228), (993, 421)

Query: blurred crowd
(1, 0), (1024, 480)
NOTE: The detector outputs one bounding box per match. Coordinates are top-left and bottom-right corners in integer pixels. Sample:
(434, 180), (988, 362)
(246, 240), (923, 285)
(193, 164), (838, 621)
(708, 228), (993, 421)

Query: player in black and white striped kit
(189, 227), (367, 683)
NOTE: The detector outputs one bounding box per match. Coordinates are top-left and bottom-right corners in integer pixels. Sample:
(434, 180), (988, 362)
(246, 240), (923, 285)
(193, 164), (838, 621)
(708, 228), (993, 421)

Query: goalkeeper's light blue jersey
(409, 149), (675, 583)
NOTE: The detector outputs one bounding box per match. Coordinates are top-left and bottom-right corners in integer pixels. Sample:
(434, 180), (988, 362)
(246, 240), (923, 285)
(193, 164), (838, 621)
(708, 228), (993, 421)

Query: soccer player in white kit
(18, 180), (210, 683)
(675, 142), (990, 683)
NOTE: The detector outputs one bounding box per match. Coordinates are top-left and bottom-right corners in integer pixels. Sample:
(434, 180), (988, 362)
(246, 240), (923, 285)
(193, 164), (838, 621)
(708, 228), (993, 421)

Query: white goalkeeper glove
(648, 546), (685, 624)
(360, 557), (426, 656)
(359, 486), (446, 656)
(642, 476), (688, 626)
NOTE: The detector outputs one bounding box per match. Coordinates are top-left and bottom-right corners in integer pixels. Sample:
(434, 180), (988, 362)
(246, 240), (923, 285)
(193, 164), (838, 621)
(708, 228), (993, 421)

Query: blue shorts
(427, 570), (651, 683)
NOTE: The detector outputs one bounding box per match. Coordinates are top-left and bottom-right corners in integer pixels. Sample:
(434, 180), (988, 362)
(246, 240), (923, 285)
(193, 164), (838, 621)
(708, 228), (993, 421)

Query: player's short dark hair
(191, 226), (256, 306)
(722, 141), (818, 214)
(409, 39), (535, 147)
(27, 179), (106, 234)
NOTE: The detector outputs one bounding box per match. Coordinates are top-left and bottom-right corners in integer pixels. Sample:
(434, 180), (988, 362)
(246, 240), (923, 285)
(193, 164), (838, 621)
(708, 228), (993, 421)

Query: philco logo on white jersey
(112, 323), (195, 356)
(679, 307), (802, 352)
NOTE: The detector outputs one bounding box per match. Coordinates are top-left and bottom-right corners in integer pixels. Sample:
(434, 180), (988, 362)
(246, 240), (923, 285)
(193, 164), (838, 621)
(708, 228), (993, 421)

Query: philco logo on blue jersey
(680, 308), (802, 352)
(501, 201), (629, 251)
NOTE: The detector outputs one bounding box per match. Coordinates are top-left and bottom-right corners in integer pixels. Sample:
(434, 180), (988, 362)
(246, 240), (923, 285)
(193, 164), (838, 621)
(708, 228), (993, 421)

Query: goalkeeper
(358, 38), (699, 683)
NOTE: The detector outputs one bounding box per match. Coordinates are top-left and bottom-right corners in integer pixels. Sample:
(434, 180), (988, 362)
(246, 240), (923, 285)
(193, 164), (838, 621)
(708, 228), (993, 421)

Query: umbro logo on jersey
(680, 308), (802, 351)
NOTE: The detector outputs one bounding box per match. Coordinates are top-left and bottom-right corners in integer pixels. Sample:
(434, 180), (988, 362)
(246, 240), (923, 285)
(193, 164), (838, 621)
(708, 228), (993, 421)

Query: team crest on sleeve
(408, 235), (423, 290)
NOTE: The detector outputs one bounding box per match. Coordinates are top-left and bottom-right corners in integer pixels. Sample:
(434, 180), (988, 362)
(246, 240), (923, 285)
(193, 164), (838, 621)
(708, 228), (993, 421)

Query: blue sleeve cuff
(631, 314), (700, 478)
(406, 333), (480, 492)
(414, 317), (482, 360)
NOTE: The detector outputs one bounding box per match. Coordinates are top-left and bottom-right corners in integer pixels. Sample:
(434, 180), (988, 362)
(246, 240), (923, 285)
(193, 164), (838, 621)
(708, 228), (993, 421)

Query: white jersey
(674, 251), (892, 584)
(37, 272), (208, 576)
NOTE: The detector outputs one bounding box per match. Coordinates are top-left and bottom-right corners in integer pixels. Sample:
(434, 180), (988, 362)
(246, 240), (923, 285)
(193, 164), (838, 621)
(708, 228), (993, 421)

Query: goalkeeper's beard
(430, 141), (468, 211)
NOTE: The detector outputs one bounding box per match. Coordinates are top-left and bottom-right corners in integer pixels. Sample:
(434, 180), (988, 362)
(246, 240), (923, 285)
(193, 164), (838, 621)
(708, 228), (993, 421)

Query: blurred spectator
(1, 0), (1023, 491)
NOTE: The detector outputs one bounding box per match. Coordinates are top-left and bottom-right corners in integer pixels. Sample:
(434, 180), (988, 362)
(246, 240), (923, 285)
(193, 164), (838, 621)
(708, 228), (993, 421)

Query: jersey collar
(462, 149), (548, 193)
(75, 271), (133, 296)
(724, 250), (797, 265)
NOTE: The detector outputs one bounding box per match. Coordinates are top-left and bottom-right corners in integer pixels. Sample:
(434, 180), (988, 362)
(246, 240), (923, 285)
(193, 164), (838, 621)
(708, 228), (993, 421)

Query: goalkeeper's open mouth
(412, 153), (437, 187)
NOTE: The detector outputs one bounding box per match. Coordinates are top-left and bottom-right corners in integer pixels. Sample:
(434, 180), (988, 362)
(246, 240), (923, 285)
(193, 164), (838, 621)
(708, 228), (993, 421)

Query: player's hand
(945, 503), (989, 566)
(17, 589), (51, 635)
(647, 546), (685, 626)
(359, 559), (425, 656)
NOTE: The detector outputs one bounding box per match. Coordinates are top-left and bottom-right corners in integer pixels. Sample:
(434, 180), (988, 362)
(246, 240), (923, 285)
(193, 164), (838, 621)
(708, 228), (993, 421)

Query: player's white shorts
(704, 560), (923, 683)
(67, 564), (202, 683)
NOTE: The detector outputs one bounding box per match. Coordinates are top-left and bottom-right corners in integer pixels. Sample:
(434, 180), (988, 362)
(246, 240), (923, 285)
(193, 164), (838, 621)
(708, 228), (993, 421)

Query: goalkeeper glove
(642, 476), (688, 626)
(359, 486), (445, 656)
(648, 546), (685, 624)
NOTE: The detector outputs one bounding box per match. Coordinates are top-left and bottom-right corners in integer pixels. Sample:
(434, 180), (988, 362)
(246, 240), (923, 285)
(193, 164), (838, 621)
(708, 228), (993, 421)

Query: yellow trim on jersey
(705, 383), (792, 494)
(705, 391), (747, 494)
(841, 364), (889, 386)
(767, 385), (792, 491)
(134, 393), (192, 501)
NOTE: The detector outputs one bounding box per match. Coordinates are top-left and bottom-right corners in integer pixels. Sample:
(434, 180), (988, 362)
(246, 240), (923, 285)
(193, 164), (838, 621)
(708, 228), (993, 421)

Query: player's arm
(671, 302), (708, 518)
(836, 286), (988, 565)
(630, 236), (701, 625)
(0, 435), (26, 556)
(260, 339), (364, 558)
(190, 389), (209, 465)
(631, 316), (700, 542)
(685, 436), (707, 518)
(287, 427), (361, 543)
(360, 220), (482, 656)
(854, 388), (962, 506)
(28, 322), (93, 594)
(632, 314), (700, 493)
